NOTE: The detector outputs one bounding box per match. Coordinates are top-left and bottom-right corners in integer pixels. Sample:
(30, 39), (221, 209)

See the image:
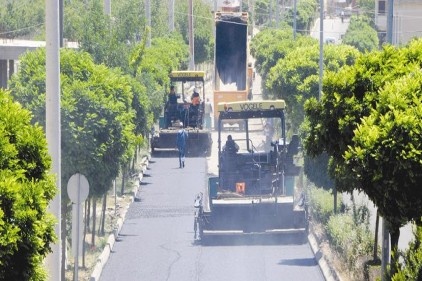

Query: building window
(378, 0), (386, 15)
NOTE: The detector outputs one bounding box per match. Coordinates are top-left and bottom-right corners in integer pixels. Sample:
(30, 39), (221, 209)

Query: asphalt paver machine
(194, 100), (308, 241)
(151, 71), (212, 156)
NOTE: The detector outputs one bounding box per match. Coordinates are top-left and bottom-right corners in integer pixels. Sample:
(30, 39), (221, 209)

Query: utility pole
(45, 0), (61, 280)
(275, 0), (280, 28)
(169, 0), (175, 32)
(188, 0), (194, 70)
(381, 2), (394, 280)
(145, 0), (151, 47)
(104, 0), (111, 15)
(59, 0), (63, 47)
(318, 0), (323, 100)
(250, 0), (255, 36)
(269, 0), (273, 27)
(293, 0), (297, 39)
(386, 0), (394, 44)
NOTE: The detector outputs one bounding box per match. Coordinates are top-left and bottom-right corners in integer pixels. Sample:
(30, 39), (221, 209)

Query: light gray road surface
(99, 153), (324, 281)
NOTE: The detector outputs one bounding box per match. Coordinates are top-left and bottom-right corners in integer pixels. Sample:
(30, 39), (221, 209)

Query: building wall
(375, 0), (422, 45)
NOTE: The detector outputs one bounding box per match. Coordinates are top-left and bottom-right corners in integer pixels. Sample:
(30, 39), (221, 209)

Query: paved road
(310, 16), (349, 44)
(98, 152), (324, 281)
(99, 34), (325, 281)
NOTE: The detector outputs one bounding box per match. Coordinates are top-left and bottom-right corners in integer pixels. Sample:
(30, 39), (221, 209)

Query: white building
(375, 0), (422, 45)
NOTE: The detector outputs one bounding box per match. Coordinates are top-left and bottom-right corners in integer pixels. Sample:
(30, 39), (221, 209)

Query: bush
(308, 186), (341, 225)
(0, 89), (57, 281)
(327, 213), (374, 272)
(392, 225), (422, 281)
(308, 185), (375, 279)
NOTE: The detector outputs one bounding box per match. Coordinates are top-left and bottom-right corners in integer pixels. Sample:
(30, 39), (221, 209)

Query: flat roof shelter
(0, 39), (78, 89)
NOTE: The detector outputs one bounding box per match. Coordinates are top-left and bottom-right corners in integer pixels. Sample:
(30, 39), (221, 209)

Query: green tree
(284, 0), (317, 34)
(344, 70), (422, 276)
(250, 27), (297, 79)
(175, 0), (214, 64)
(393, 225), (422, 281)
(343, 16), (379, 53)
(254, 0), (270, 26)
(266, 43), (359, 130)
(10, 48), (139, 246)
(0, 89), (57, 281)
(303, 153), (334, 189)
(0, 0), (44, 38)
(130, 33), (189, 120)
(250, 27), (318, 98)
(357, 0), (375, 20)
(304, 39), (422, 276)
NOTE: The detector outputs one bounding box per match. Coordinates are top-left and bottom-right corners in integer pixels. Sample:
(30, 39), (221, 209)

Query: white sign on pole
(67, 173), (89, 204)
(71, 204), (84, 257)
(66, 173), (89, 281)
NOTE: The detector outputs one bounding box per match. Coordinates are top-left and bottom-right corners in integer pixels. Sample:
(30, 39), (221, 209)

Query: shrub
(308, 186), (341, 225)
(327, 213), (374, 272)
(0, 89), (57, 281)
(392, 225), (422, 281)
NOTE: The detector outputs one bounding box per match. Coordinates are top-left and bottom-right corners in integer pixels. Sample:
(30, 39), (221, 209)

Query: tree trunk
(86, 198), (91, 231)
(99, 193), (107, 236)
(132, 149), (137, 172)
(82, 200), (87, 268)
(374, 211), (379, 260)
(389, 225), (400, 278)
(351, 193), (357, 223)
(91, 199), (96, 247)
(121, 165), (126, 195)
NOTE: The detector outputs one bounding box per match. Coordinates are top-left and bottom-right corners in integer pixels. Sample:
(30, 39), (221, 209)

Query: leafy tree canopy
(343, 15), (379, 53)
(250, 27), (318, 102)
(284, 0), (318, 34)
(130, 33), (189, 120)
(0, 89), (56, 281)
(0, 0), (44, 38)
(304, 39), (422, 270)
(266, 42), (359, 130)
(10, 48), (141, 197)
(175, 0), (214, 64)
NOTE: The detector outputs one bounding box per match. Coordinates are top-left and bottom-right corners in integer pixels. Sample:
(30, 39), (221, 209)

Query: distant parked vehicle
(324, 37), (336, 44)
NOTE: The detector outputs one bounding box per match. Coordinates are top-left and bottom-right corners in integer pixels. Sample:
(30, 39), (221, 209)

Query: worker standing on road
(204, 98), (213, 129)
(176, 123), (188, 168)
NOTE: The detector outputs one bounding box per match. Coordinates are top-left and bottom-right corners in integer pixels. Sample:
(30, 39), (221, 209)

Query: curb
(308, 232), (343, 281)
(89, 155), (150, 281)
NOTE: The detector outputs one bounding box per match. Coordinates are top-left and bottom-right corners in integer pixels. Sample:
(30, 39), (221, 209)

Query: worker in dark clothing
(188, 90), (201, 127)
(223, 135), (239, 154)
(165, 85), (179, 127)
(191, 91), (200, 106)
(176, 123), (188, 168)
(168, 85), (178, 104)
